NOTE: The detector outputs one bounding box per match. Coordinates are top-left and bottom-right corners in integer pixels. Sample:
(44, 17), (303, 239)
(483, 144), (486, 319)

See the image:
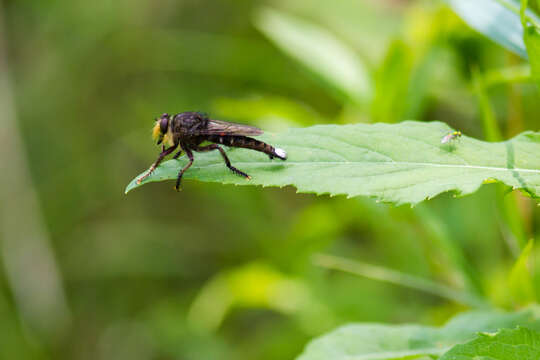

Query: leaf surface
(296, 309), (540, 360)
(440, 326), (540, 360)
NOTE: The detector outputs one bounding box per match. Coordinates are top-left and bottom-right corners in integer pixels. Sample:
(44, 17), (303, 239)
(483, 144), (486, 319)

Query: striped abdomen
(207, 135), (287, 160)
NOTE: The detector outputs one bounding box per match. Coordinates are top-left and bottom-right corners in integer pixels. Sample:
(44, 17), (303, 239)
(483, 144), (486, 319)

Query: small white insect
(441, 131), (462, 144)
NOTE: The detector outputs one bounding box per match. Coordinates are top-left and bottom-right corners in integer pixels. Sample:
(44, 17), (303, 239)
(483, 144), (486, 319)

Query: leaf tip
(124, 183), (134, 194)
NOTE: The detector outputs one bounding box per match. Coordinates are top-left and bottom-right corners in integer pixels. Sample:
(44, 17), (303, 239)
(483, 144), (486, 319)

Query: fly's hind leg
(173, 150), (183, 159)
(175, 148), (194, 191)
(195, 144), (251, 180)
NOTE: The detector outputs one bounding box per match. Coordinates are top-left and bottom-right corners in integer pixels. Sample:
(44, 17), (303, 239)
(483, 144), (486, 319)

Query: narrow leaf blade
(521, 0), (540, 87)
(524, 24), (540, 85)
(254, 7), (371, 102)
(508, 239), (536, 305)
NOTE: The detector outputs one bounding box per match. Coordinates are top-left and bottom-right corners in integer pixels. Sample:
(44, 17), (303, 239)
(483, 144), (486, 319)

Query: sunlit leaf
(187, 263), (318, 333)
(440, 326), (540, 360)
(126, 121), (540, 206)
(296, 309), (540, 360)
(254, 7), (371, 102)
(444, 0), (538, 59)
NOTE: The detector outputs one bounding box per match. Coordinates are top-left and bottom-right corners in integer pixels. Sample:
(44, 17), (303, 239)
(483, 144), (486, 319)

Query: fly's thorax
(170, 115), (182, 134)
(174, 112), (207, 126)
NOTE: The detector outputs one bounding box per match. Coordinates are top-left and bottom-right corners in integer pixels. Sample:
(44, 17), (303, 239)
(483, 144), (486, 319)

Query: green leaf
(483, 64), (532, 87)
(524, 26), (540, 84)
(187, 262), (320, 333)
(296, 309), (540, 360)
(440, 327), (540, 360)
(472, 68), (503, 142)
(521, 0), (540, 87)
(254, 7), (371, 103)
(371, 40), (413, 123)
(444, 0), (540, 59)
(126, 121), (540, 205)
(508, 239), (536, 305)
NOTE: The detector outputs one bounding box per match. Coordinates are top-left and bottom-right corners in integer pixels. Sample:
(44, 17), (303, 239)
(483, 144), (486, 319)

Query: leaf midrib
(183, 160), (540, 174)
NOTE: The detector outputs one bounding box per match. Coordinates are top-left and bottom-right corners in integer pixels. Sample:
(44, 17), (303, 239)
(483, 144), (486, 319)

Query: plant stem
(312, 253), (489, 308)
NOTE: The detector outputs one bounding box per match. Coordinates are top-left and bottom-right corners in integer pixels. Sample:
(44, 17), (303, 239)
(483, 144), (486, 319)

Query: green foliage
(127, 121), (540, 205)
(187, 263), (318, 333)
(444, 0), (536, 59)
(313, 254), (487, 307)
(440, 327), (540, 360)
(446, 0), (540, 88)
(5, 1), (540, 360)
(524, 25), (540, 86)
(508, 240), (536, 306)
(371, 40), (413, 123)
(472, 68), (503, 141)
(297, 309), (540, 360)
(522, 0), (540, 88)
(254, 7), (371, 103)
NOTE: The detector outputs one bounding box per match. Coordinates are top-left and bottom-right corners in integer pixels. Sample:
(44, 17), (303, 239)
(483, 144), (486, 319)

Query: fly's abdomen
(208, 135), (287, 160)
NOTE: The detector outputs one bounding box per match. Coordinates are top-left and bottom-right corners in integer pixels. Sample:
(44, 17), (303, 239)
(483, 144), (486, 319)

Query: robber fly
(136, 112), (287, 190)
(441, 130), (462, 144)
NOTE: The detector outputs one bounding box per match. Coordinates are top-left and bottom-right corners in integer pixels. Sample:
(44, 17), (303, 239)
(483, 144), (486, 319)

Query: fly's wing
(441, 134), (451, 144)
(198, 119), (263, 136)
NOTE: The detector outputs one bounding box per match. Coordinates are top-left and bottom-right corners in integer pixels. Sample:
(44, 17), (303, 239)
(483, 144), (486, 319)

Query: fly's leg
(195, 144), (251, 179)
(173, 150), (183, 159)
(137, 144), (178, 184)
(175, 148), (194, 191)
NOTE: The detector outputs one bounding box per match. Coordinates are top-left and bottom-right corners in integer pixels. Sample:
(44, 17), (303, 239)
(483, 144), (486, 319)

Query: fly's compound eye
(159, 117), (169, 134)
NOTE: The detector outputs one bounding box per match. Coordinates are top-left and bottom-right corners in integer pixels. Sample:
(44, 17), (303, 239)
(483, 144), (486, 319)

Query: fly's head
(152, 113), (174, 146)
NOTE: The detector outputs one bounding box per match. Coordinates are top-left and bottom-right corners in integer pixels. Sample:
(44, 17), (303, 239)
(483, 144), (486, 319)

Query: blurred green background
(1, 0), (539, 359)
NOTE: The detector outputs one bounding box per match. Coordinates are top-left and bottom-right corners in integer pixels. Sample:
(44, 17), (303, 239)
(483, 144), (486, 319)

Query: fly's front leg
(137, 144), (178, 184)
(175, 148), (194, 191)
(195, 144), (251, 180)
